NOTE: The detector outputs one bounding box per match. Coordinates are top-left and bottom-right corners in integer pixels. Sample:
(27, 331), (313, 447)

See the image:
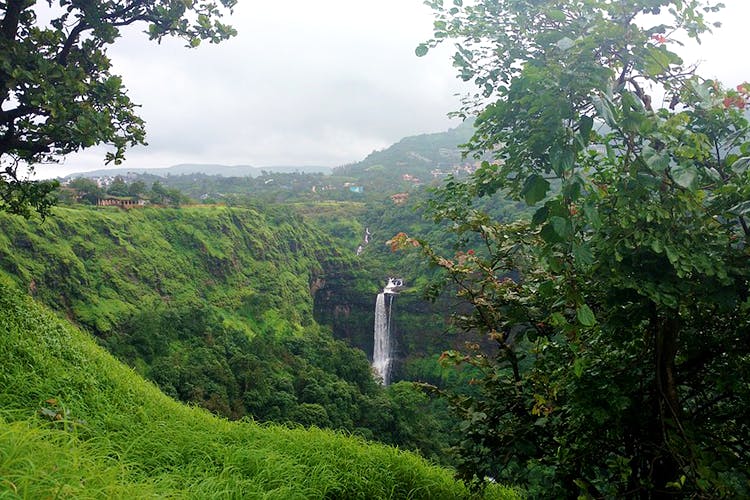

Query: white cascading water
(372, 278), (403, 385)
(356, 228), (372, 256)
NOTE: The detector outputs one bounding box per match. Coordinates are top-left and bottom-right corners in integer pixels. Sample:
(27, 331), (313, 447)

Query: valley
(2, 1), (749, 496)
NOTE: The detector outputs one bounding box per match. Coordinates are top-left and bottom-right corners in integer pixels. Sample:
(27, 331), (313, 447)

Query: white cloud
(32, 0), (750, 178)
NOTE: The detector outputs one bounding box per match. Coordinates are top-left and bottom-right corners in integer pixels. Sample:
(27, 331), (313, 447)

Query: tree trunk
(650, 312), (682, 498)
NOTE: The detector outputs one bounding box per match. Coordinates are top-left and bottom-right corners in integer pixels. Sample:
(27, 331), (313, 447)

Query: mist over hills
(63, 120), (476, 182)
(64, 163), (332, 179)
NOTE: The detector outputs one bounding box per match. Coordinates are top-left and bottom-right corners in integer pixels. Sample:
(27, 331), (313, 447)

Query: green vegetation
(0, 276), (519, 498)
(0, 206), (328, 335)
(0, 205), (464, 463)
(405, 0), (750, 496)
(54, 122), (478, 209)
(0, 0), (236, 216)
(3, 0), (748, 496)
(332, 121), (476, 193)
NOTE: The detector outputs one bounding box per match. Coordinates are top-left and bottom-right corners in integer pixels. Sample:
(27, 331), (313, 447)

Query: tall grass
(0, 278), (520, 498)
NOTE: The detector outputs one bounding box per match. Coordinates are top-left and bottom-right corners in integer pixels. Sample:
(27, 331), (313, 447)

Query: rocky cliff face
(313, 273), (461, 383)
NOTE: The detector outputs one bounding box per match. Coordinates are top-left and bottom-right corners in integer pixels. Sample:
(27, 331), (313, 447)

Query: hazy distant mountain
(63, 121), (476, 182)
(65, 163), (332, 179)
(334, 120), (475, 177)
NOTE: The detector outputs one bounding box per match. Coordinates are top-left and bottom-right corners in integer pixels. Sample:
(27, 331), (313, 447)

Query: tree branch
(0, 105), (45, 125)
(1, 0), (30, 42)
(57, 21), (90, 66)
(628, 77), (652, 112)
(0, 135), (52, 159)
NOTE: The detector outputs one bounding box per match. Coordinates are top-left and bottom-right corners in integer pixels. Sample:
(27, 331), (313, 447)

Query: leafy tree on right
(407, 0), (750, 496)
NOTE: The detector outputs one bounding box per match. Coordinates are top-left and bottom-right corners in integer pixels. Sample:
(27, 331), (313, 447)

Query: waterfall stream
(356, 227), (372, 256)
(372, 278), (403, 385)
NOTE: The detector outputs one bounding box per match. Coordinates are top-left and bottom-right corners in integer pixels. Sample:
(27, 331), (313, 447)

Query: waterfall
(356, 228), (372, 256)
(372, 278), (403, 385)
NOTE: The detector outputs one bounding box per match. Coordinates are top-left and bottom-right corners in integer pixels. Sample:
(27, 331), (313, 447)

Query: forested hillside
(57, 120), (477, 206)
(0, 206), (453, 457)
(0, 277), (518, 498)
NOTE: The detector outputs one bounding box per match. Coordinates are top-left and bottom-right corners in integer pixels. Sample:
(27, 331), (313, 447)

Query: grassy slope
(0, 278), (519, 498)
(0, 205), (338, 337)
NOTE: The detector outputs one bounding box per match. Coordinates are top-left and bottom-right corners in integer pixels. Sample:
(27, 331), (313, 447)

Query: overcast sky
(33, 0), (750, 178)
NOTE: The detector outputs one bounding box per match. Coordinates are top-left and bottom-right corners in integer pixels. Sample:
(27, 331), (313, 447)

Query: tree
(400, 0), (750, 496)
(68, 176), (103, 204)
(127, 179), (147, 198)
(149, 180), (187, 206)
(106, 175), (129, 197)
(0, 0), (236, 216)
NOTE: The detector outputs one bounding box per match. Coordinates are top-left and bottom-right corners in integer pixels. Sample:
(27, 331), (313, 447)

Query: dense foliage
(0, 276), (520, 498)
(0, 206), (455, 459)
(402, 0), (750, 496)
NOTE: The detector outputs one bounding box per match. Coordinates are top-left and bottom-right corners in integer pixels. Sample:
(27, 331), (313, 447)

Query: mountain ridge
(64, 163), (332, 179)
(61, 121), (476, 181)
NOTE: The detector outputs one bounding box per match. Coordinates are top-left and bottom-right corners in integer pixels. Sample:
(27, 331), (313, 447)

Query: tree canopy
(0, 0), (236, 216)
(399, 0), (750, 496)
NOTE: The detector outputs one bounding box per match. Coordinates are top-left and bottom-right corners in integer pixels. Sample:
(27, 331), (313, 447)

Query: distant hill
(334, 120), (475, 177)
(59, 123), (478, 201)
(63, 121), (475, 185)
(65, 163), (332, 179)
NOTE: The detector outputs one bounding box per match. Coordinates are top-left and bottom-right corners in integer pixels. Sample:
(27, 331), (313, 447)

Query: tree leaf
(731, 156), (750, 175)
(582, 202), (602, 229)
(730, 200), (750, 216)
(540, 223), (563, 244)
(532, 205), (549, 226)
(573, 357), (585, 378)
(671, 164), (698, 190)
(550, 146), (574, 176)
(592, 94), (617, 127)
(572, 242), (594, 267)
(520, 174), (550, 206)
(550, 216), (571, 239)
(643, 145), (669, 173)
(577, 115), (594, 147)
(576, 304), (596, 326)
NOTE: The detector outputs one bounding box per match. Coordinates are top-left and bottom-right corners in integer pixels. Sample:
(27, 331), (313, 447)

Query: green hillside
(331, 121), (476, 191)
(0, 207), (426, 444)
(0, 277), (518, 498)
(337, 121), (475, 174)
(80, 122), (479, 207)
(0, 205), (334, 335)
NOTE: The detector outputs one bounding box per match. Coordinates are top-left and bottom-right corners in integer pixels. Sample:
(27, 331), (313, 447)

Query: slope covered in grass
(0, 205), (338, 335)
(0, 205), (471, 462)
(0, 278), (519, 498)
(0, 206), (381, 429)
